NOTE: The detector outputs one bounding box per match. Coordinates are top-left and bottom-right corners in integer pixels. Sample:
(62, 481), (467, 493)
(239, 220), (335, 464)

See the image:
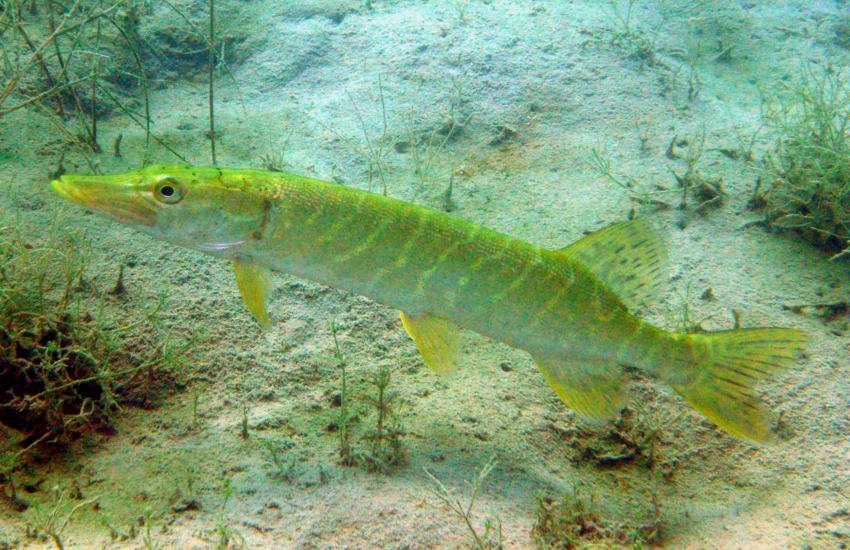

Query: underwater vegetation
(0, 217), (189, 510)
(0, 0), (149, 159)
(0, 0), (245, 168)
(757, 66), (850, 259)
(326, 320), (407, 473)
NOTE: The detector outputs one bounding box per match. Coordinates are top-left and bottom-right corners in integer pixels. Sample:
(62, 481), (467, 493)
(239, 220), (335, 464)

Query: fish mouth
(51, 174), (157, 227)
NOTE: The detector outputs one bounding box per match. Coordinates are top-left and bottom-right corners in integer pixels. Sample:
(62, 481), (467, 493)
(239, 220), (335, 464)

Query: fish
(51, 165), (807, 443)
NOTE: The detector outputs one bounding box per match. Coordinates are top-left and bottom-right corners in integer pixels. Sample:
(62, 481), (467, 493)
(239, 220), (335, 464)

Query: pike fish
(52, 165), (807, 443)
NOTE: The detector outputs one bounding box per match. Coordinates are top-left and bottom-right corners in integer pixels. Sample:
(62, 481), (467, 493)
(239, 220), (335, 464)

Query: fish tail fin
(664, 328), (807, 443)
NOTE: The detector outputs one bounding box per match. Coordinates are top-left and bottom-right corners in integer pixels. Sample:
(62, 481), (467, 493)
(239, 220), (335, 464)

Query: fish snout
(51, 174), (157, 226)
(51, 175), (86, 204)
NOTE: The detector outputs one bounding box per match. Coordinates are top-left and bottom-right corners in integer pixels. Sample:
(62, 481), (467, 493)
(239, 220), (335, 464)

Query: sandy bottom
(1, 1), (848, 548)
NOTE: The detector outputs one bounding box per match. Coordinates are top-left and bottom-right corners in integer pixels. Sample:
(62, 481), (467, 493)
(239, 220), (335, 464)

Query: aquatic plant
(23, 485), (98, 550)
(330, 320), (356, 466)
(407, 76), (470, 205)
(533, 490), (606, 549)
(260, 437), (296, 482)
(678, 1), (752, 65)
(207, 0), (217, 164)
(141, 508), (163, 550)
(258, 137), (291, 172)
(591, 131), (724, 218)
(325, 321), (407, 473)
(599, 0), (658, 67)
(424, 457), (502, 550)
(533, 486), (660, 548)
(170, 463), (201, 514)
(239, 403), (249, 439)
(348, 76), (392, 195)
(0, 0), (164, 165)
(327, 75), (467, 203)
(358, 363), (407, 473)
(0, 0), (121, 156)
(0, 0), (253, 166)
(212, 478), (246, 550)
(0, 218), (191, 480)
(670, 130), (725, 213)
(589, 147), (671, 212)
(759, 66), (850, 258)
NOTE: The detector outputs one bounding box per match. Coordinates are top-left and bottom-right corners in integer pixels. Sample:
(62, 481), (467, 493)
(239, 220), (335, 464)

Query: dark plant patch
(0, 224), (190, 480)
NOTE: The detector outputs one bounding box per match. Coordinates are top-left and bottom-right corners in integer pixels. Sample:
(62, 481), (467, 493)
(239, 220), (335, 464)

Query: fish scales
(259, 173), (639, 361)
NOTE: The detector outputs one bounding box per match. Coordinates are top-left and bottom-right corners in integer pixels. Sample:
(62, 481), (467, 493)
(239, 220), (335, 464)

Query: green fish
(52, 165), (807, 443)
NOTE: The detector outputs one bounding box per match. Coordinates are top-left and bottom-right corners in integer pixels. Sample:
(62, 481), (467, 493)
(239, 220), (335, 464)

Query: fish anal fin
(233, 260), (273, 328)
(400, 311), (459, 375)
(558, 219), (667, 311)
(534, 355), (627, 422)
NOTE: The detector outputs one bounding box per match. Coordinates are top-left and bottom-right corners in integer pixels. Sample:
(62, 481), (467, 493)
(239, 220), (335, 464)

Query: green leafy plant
(358, 364), (407, 473)
(760, 66), (850, 258)
(330, 320), (356, 466)
(212, 478), (246, 550)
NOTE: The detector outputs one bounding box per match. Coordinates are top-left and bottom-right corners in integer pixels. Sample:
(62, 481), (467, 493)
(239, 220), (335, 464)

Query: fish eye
(154, 176), (184, 204)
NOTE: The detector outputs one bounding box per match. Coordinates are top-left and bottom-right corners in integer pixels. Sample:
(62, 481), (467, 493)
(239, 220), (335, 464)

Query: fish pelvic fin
(664, 328), (808, 444)
(233, 260), (273, 328)
(400, 311), (460, 375)
(558, 219), (667, 311)
(534, 355), (627, 422)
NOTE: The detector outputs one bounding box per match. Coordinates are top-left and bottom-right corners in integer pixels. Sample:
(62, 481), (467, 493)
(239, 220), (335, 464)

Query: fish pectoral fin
(533, 355), (627, 422)
(557, 219), (667, 311)
(400, 311), (460, 375)
(233, 260), (273, 328)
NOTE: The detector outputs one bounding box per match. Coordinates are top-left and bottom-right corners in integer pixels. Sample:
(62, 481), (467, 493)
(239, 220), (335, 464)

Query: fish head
(51, 165), (269, 255)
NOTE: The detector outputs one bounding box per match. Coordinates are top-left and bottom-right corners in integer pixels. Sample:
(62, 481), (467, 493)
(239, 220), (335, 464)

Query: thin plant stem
(104, 12), (151, 163)
(96, 83), (188, 163)
(208, 0), (216, 164)
(160, 0), (246, 113)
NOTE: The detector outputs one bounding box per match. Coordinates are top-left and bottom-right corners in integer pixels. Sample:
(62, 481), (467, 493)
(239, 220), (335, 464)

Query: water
(1, 1), (848, 548)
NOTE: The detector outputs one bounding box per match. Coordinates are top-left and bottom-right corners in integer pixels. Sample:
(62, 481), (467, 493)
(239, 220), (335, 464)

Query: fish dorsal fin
(533, 355), (627, 422)
(558, 219), (667, 311)
(400, 311), (459, 374)
(233, 260), (273, 328)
